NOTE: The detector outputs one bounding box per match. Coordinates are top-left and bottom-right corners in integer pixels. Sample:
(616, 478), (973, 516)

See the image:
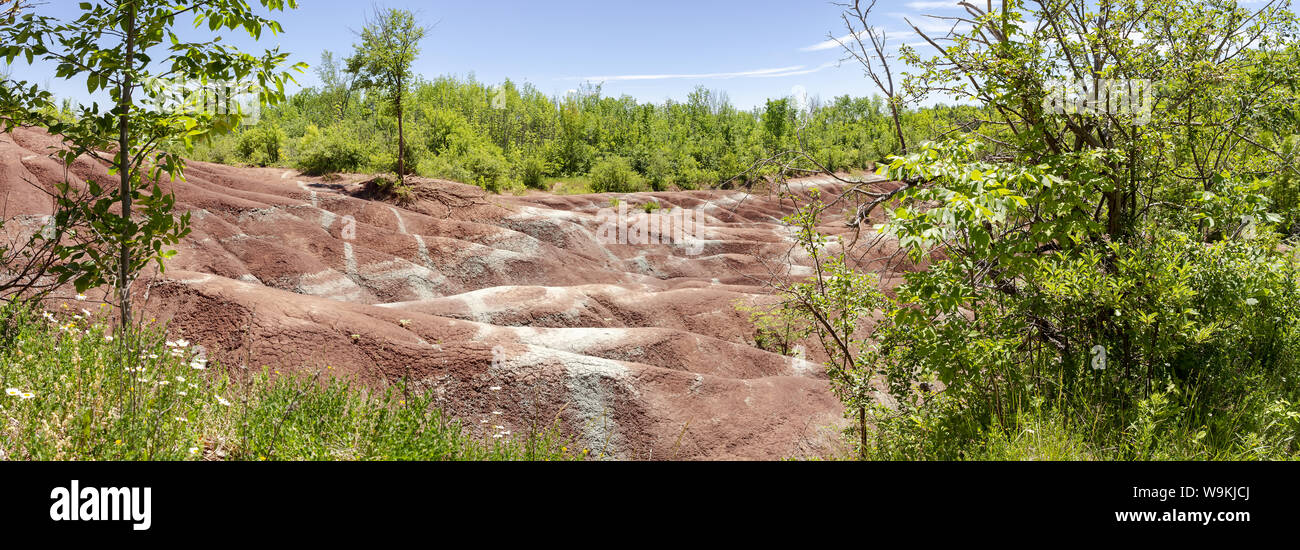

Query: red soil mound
(1, 126), (908, 460)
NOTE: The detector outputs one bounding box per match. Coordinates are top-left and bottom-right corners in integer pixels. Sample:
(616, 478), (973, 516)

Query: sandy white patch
(297, 269), (365, 301)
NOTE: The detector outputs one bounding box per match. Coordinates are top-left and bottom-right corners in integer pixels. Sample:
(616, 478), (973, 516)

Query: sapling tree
(346, 6), (428, 184)
(0, 0), (305, 333)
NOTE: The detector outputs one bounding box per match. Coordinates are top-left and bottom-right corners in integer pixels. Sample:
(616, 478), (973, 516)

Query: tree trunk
(396, 75), (405, 184)
(858, 405), (868, 460)
(1106, 189), (1123, 237)
(888, 97), (907, 155)
(117, 3), (137, 334)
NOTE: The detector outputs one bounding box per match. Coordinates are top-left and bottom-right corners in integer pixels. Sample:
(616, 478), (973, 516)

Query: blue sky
(8, 0), (980, 110)
(8, 1), (1283, 110)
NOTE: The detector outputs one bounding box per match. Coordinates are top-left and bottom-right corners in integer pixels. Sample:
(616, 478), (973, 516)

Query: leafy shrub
(390, 139), (420, 176)
(859, 141), (1300, 460)
(235, 124), (286, 166)
(417, 108), (511, 191)
(191, 133), (237, 165)
(295, 125), (367, 175)
(733, 299), (812, 356)
(521, 154), (548, 189)
(423, 107), (472, 155)
(460, 146), (509, 192)
(590, 156), (646, 193)
(644, 152), (674, 192)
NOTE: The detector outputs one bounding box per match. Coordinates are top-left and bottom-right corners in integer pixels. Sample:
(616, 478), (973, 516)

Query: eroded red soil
(1, 127), (909, 460)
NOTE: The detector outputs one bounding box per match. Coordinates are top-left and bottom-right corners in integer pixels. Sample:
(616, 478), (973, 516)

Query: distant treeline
(185, 54), (978, 193)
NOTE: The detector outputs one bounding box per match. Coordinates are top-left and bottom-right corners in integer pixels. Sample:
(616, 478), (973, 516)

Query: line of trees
(191, 68), (980, 193)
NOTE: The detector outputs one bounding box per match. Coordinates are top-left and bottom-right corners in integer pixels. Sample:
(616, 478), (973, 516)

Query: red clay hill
(1, 126), (911, 460)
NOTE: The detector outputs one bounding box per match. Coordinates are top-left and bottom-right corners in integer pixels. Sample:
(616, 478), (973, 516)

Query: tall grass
(860, 378), (1300, 461)
(0, 301), (575, 461)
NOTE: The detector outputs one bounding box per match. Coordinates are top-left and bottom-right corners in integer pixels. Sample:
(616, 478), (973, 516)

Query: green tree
(346, 6), (428, 184)
(316, 50), (357, 120)
(782, 0), (1300, 459)
(0, 0), (304, 332)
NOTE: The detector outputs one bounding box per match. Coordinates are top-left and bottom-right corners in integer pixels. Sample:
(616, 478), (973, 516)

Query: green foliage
(761, 98), (795, 151)
(589, 156), (646, 193)
(295, 124), (366, 175)
(521, 153), (548, 189)
(770, 0), (1300, 460)
(0, 0), (304, 330)
(456, 144), (509, 193)
(236, 124), (285, 166)
(346, 6), (426, 183)
(191, 75), (970, 193)
(733, 299), (812, 356)
(0, 301), (574, 460)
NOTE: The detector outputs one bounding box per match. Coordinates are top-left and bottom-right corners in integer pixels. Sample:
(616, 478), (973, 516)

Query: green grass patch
(549, 176), (594, 195)
(0, 301), (575, 461)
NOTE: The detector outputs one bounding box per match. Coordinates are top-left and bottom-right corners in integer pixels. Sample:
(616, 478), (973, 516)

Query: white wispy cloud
(907, 0), (1008, 8)
(905, 1), (962, 9)
(892, 13), (971, 34)
(753, 61), (840, 77)
(574, 63), (834, 82)
(800, 31), (867, 52)
(800, 28), (929, 52)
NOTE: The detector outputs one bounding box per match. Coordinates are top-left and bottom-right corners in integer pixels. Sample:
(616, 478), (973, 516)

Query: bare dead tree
(832, 0), (909, 154)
